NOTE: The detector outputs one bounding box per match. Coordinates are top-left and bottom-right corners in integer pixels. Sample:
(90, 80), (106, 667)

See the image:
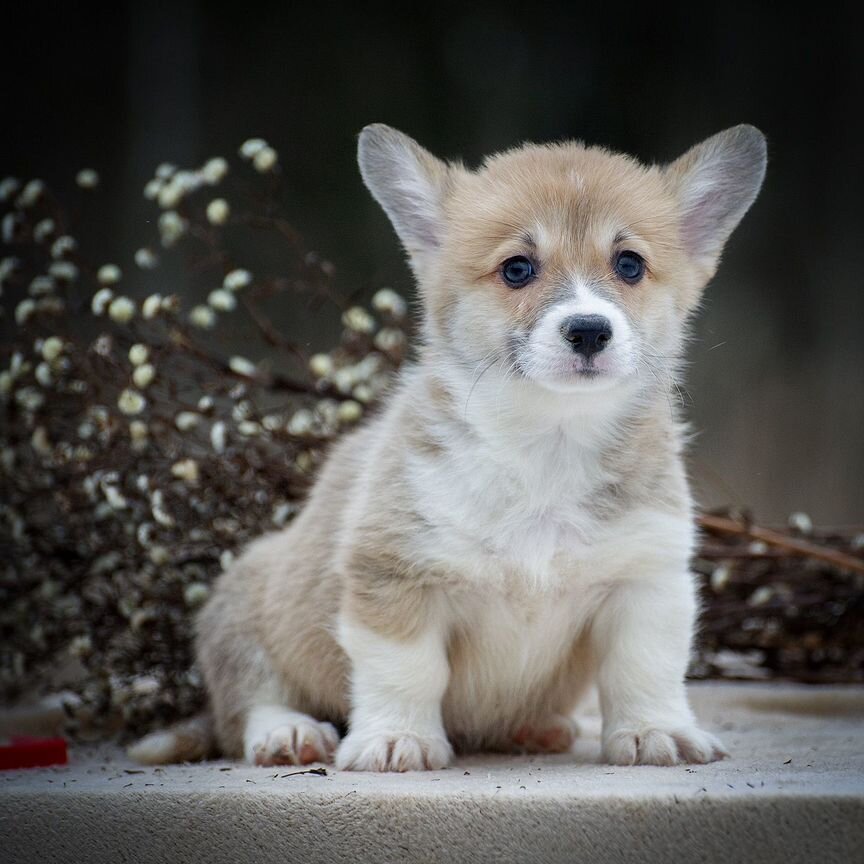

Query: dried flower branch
(0, 147), (408, 735)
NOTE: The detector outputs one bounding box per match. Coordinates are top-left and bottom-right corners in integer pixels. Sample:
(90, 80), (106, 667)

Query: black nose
(560, 315), (613, 359)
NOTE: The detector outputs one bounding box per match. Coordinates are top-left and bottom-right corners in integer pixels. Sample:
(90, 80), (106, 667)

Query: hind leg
(244, 705), (339, 766)
(196, 564), (342, 765)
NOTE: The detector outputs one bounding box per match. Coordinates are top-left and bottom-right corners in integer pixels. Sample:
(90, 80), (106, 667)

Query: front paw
(603, 725), (729, 766)
(335, 730), (453, 772)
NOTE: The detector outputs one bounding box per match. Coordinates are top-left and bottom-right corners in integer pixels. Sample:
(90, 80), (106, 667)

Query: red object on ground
(0, 736), (68, 770)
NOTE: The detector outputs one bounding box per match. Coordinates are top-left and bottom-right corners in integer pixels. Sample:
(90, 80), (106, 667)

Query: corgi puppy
(130, 123), (766, 771)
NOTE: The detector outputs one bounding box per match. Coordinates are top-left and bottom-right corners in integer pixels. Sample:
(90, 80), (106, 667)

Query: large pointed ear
(357, 124), (452, 269)
(664, 125), (767, 277)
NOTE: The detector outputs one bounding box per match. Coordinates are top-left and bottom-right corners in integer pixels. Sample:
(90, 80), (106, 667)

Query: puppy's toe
(251, 719), (339, 767)
(604, 725), (728, 766)
(336, 731), (452, 772)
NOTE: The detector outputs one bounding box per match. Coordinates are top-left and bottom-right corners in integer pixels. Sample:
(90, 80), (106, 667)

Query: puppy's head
(358, 124), (765, 396)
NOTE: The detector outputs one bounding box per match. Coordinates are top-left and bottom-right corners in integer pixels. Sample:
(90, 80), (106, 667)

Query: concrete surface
(1, 683), (863, 863)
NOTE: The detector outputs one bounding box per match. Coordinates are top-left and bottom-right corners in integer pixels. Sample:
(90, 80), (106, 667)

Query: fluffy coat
(130, 123), (766, 770)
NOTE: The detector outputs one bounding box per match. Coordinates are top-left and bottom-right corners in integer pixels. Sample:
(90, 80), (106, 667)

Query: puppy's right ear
(358, 124), (452, 270)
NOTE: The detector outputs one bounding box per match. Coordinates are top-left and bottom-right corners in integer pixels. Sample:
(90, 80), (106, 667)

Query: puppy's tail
(127, 711), (216, 765)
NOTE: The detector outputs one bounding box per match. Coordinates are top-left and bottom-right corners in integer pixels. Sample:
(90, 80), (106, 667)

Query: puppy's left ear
(664, 125), (767, 277)
(358, 124), (453, 274)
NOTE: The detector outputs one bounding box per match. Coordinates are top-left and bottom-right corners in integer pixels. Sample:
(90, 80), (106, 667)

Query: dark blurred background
(3, 2), (863, 523)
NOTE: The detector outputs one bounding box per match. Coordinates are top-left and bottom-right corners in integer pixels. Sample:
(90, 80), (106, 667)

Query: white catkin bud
(51, 235), (77, 258)
(142, 294), (163, 319)
(197, 395), (214, 412)
(748, 586), (774, 607)
(253, 146), (278, 173)
(371, 287), (408, 318)
(97, 264), (122, 285)
(342, 306), (375, 333)
(16, 386), (45, 411)
(0, 256), (19, 279)
(129, 420), (148, 443)
(132, 363), (155, 389)
(189, 305), (216, 329)
(272, 502), (293, 527)
(108, 296), (136, 323)
(103, 485), (127, 510)
(287, 409), (314, 436)
(228, 356), (256, 377)
(49, 261), (78, 282)
(75, 168), (99, 189)
(332, 367), (356, 394)
(352, 384), (373, 403)
(33, 218), (55, 243)
(42, 336), (64, 361)
(29, 276), (55, 296)
(210, 420), (227, 453)
(337, 400), (363, 423)
(15, 299), (36, 325)
(135, 247), (159, 270)
(184, 582), (210, 607)
(31, 425), (52, 456)
(143, 178), (163, 200)
(171, 458), (199, 484)
(175, 411), (200, 431)
(206, 198), (230, 225)
(156, 162), (177, 180)
(231, 400), (252, 422)
(158, 211), (188, 247)
(237, 420), (260, 436)
(158, 180), (184, 209)
(710, 563), (731, 592)
(788, 512), (813, 534)
(173, 169), (202, 193)
(118, 388), (146, 415)
(239, 138), (267, 159)
(149, 545), (170, 564)
(309, 353), (334, 378)
(0, 177), (20, 201)
(35, 362), (53, 387)
(374, 327), (405, 352)
(201, 157), (229, 185)
(91, 288), (113, 316)
(136, 521), (154, 546)
(160, 294), (180, 314)
(223, 268), (252, 291)
(17, 179), (45, 208)
(128, 344), (149, 366)
(208, 288), (236, 311)
(2, 213), (19, 243)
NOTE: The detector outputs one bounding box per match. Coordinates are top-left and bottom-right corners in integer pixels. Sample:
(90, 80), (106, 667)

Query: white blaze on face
(521, 278), (638, 391)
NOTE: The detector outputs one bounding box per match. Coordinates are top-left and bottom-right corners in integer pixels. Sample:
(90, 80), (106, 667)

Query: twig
(697, 513), (864, 575)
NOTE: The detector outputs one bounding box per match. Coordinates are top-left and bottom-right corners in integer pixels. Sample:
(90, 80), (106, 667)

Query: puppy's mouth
(514, 355), (627, 394)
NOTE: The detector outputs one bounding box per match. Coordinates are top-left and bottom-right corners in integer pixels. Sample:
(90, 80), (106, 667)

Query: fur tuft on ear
(357, 124), (452, 265)
(664, 125), (767, 276)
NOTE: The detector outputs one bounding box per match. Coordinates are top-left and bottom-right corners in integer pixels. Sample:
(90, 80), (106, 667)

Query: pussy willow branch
(697, 513), (864, 575)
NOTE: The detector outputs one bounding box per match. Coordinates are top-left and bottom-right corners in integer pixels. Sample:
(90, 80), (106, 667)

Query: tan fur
(131, 124), (765, 767)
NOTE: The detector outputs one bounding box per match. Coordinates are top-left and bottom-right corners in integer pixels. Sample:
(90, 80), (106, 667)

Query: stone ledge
(1, 683), (862, 863)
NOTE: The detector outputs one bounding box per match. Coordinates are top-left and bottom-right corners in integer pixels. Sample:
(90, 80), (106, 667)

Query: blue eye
(615, 251), (645, 283)
(501, 256), (535, 288)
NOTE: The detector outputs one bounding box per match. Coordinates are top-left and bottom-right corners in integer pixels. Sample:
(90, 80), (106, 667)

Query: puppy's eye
(615, 251), (645, 283)
(501, 256), (535, 288)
